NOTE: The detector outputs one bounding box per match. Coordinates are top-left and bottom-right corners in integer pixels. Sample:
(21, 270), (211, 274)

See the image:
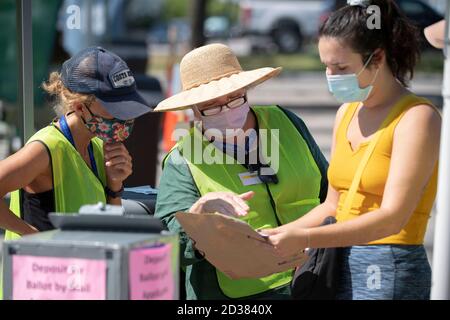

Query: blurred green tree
(208, 0), (239, 23)
(162, 0), (189, 20)
(162, 0), (238, 22)
(0, 0), (62, 106)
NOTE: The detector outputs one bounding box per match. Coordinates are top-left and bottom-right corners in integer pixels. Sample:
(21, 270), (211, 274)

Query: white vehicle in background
(239, 0), (326, 53)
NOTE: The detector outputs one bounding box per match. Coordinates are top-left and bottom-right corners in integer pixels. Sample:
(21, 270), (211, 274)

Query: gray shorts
(336, 245), (431, 300)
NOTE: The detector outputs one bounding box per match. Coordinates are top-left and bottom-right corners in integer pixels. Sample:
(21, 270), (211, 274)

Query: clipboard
(175, 212), (308, 280)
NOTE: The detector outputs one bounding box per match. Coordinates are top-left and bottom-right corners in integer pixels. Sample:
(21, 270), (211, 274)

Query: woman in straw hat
(154, 43), (328, 300)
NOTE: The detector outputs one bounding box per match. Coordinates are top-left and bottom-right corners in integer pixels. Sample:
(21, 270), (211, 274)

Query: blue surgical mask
(326, 53), (380, 103)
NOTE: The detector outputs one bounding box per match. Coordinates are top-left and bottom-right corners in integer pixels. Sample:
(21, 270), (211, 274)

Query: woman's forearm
(308, 207), (403, 248)
(282, 201), (337, 230)
(0, 199), (38, 236)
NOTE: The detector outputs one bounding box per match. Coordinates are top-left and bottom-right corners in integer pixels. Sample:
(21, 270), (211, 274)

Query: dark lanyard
(59, 115), (99, 179)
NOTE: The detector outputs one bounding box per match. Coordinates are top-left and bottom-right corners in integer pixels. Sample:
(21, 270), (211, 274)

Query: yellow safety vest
(5, 124), (107, 240)
(175, 105), (322, 298)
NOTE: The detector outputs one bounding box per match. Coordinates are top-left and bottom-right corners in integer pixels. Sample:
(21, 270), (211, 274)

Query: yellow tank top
(328, 94), (439, 245)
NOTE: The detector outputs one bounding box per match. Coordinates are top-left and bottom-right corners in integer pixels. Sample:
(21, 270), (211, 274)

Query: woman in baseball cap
(0, 47), (152, 241)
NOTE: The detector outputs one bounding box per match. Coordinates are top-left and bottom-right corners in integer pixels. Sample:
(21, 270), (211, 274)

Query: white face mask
(200, 102), (250, 137)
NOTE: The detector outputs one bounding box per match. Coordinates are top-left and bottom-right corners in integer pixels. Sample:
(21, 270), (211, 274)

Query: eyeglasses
(86, 105), (134, 126)
(198, 95), (247, 117)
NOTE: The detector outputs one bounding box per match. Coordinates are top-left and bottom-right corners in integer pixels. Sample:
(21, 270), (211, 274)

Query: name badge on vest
(238, 171), (263, 186)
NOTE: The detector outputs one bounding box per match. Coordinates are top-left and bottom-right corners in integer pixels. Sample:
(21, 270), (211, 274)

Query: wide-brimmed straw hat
(424, 19), (445, 49)
(154, 43), (282, 112)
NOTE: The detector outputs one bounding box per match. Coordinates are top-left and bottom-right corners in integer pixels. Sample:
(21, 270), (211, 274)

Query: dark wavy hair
(319, 0), (420, 87)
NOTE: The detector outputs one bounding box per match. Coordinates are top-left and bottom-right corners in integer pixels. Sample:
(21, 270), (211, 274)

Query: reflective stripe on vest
(5, 125), (107, 241)
(176, 105), (322, 298)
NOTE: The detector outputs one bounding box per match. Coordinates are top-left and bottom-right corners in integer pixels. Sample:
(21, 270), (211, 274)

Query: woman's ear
(72, 102), (86, 118)
(371, 49), (385, 69)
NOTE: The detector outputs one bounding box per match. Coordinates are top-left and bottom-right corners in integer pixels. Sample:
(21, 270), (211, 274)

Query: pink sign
(129, 244), (174, 300)
(12, 255), (107, 300)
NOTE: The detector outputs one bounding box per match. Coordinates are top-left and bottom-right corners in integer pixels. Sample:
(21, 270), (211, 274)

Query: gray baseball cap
(61, 46), (153, 120)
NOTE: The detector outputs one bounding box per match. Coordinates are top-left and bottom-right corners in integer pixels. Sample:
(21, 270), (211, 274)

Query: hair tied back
(347, 0), (371, 7)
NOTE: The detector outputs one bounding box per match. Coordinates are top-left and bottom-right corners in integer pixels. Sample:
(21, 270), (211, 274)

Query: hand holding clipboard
(175, 212), (308, 279)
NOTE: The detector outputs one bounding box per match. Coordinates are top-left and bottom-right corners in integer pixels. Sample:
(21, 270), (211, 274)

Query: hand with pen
(189, 191), (255, 217)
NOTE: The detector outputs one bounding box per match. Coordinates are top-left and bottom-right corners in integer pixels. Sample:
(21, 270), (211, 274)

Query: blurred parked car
(321, 0), (443, 49)
(239, 0), (326, 53)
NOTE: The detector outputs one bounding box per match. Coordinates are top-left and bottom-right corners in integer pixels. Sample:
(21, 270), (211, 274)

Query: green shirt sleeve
(279, 106), (329, 203)
(155, 148), (204, 267)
